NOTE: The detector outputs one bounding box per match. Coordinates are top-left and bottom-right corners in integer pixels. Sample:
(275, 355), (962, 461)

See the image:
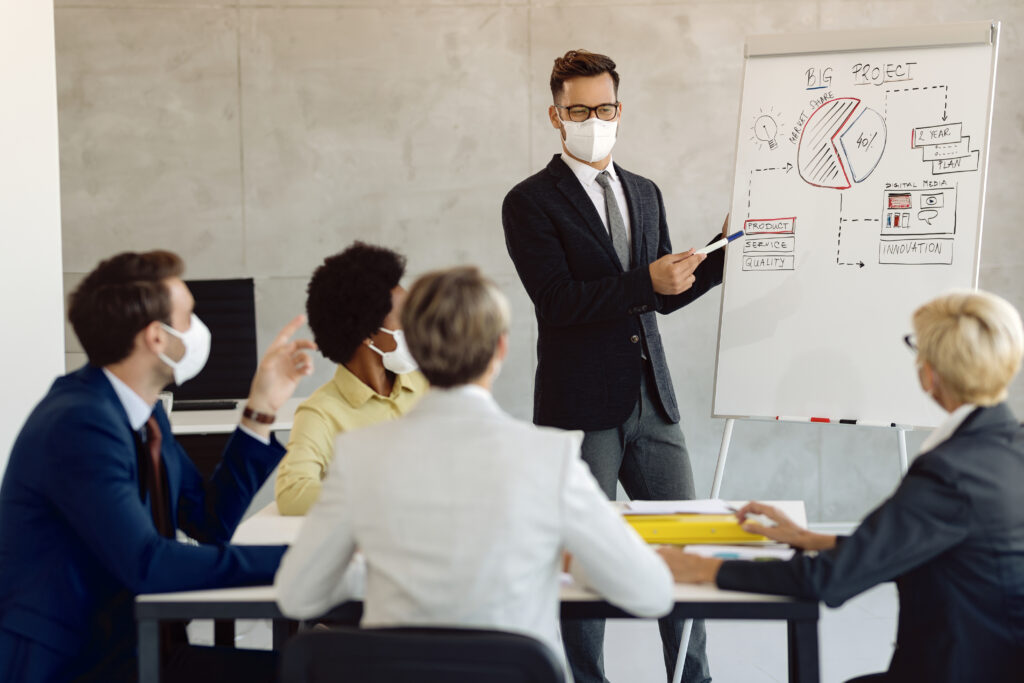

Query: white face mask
(158, 314), (212, 385)
(561, 117), (618, 163)
(368, 327), (418, 375)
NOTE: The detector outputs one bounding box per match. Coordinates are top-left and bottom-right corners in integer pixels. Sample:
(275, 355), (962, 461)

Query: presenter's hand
(245, 315), (317, 430)
(656, 547), (722, 584)
(649, 249), (706, 295)
(735, 502), (836, 551)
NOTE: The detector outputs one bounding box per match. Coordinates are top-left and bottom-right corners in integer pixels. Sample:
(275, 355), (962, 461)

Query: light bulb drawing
(750, 107), (782, 151)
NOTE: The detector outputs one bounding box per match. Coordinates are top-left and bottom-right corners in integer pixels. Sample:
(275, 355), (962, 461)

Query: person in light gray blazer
(275, 266), (674, 673)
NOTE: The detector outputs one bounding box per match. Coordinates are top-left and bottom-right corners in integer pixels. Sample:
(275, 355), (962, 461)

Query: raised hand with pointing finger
(242, 314), (317, 438)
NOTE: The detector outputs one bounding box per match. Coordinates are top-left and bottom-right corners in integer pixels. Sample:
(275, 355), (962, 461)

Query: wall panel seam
(236, 5), (247, 270)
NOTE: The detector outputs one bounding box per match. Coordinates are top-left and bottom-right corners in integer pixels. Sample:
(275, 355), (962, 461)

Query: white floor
(189, 582), (898, 683)
(605, 583), (897, 683)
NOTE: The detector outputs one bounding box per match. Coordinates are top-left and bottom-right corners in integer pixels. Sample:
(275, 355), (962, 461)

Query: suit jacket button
(630, 334), (640, 343)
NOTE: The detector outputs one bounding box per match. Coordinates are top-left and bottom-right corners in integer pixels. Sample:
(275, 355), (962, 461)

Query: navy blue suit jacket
(718, 403), (1024, 682)
(0, 365), (286, 681)
(502, 155), (724, 431)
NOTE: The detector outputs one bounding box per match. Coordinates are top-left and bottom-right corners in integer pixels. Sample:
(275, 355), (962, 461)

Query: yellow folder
(623, 514), (767, 545)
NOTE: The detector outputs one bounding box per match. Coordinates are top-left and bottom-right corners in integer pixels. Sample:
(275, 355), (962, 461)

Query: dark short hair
(401, 266), (509, 388)
(550, 49), (619, 101)
(306, 242), (407, 364)
(68, 250), (184, 366)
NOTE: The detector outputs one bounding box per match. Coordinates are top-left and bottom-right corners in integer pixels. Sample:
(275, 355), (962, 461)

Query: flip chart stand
(710, 419), (736, 498)
(682, 416), (911, 683)
(710, 418), (912, 500)
(672, 622), (693, 683)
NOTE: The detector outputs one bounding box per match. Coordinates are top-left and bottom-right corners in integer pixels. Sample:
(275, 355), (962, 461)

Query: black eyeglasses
(904, 334), (917, 352)
(555, 102), (620, 122)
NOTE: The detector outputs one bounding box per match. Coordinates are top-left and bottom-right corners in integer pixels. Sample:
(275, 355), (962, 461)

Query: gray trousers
(561, 364), (711, 683)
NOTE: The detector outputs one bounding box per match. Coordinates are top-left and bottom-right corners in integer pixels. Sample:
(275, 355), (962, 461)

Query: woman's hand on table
(735, 501), (836, 551)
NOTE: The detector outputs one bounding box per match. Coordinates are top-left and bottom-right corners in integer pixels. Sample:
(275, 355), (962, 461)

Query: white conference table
(168, 396), (305, 435)
(229, 499), (809, 546)
(137, 501), (818, 683)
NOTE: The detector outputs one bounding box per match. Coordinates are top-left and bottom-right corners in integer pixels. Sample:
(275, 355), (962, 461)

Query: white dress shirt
(560, 152), (633, 250)
(275, 385), (673, 667)
(918, 403), (977, 455)
(101, 367), (268, 444)
(103, 368), (152, 431)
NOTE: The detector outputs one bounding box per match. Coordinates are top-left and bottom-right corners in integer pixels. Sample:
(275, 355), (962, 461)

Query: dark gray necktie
(595, 171), (630, 269)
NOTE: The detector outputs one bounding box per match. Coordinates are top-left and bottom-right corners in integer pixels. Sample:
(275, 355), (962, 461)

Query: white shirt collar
(918, 403), (977, 455)
(441, 383), (494, 403)
(102, 368), (154, 431)
(422, 384), (501, 416)
(560, 152), (617, 188)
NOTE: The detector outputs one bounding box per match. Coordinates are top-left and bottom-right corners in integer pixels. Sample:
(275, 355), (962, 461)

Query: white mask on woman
(368, 327), (418, 375)
(158, 314), (212, 385)
(561, 117), (618, 163)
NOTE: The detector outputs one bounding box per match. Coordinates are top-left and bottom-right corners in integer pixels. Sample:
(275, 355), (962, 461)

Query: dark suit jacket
(0, 365), (286, 681)
(502, 154), (724, 431)
(718, 403), (1024, 682)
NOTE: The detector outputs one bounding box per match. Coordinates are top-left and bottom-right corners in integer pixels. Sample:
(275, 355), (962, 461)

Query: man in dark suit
(502, 50), (725, 683)
(0, 251), (316, 682)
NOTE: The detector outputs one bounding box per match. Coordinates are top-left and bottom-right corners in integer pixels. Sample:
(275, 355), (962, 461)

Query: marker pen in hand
(727, 505), (777, 529)
(695, 230), (744, 255)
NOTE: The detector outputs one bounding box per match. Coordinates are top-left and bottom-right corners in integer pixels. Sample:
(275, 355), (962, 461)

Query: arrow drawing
(746, 163), (794, 216)
(883, 84), (949, 119)
(835, 194), (870, 268)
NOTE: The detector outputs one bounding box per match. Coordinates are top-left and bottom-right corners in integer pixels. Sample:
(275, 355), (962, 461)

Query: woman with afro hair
(275, 242), (428, 515)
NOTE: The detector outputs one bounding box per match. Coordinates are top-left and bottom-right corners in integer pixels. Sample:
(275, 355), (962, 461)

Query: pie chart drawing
(797, 97), (887, 189)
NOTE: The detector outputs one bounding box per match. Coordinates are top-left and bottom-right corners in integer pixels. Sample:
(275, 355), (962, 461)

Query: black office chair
(278, 626), (566, 683)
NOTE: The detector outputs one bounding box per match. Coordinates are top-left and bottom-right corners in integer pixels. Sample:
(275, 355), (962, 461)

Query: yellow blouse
(274, 364), (427, 515)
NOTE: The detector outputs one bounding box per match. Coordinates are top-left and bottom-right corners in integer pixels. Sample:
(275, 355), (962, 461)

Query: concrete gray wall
(56, 0), (1024, 523)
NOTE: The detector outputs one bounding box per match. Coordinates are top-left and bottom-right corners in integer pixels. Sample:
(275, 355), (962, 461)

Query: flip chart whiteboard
(713, 22), (1000, 429)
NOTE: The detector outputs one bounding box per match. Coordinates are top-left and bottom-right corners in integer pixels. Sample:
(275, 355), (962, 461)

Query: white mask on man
(561, 117), (618, 163)
(368, 327), (418, 375)
(158, 314), (212, 385)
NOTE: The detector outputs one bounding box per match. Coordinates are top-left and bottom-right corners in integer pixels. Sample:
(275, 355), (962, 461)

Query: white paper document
(622, 499), (735, 516)
(683, 545), (795, 561)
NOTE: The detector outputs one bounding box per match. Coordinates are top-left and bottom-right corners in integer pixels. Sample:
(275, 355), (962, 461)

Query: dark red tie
(144, 416), (174, 538)
(143, 416), (189, 653)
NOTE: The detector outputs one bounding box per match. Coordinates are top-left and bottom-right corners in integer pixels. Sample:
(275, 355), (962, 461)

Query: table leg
(671, 619), (693, 683)
(273, 619), (299, 650)
(787, 618), (820, 683)
(214, 619), (235, 647)
(137, 618), (160, 683)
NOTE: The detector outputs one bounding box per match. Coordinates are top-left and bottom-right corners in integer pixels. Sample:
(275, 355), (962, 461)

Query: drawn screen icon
(887, 193), (912, 210)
